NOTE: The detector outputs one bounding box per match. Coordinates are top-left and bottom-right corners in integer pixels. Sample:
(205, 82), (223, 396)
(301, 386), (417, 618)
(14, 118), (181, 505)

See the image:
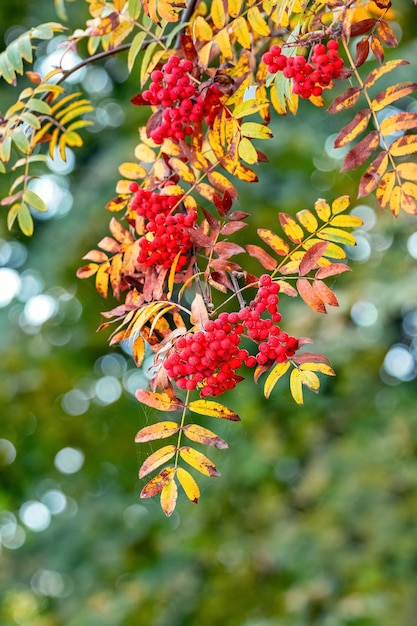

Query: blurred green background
(1, 2), (417, 625)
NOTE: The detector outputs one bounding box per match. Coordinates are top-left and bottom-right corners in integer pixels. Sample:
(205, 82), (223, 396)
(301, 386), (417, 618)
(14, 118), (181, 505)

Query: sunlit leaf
(264, 361), (291, 399)
(139, 445), (176, 479)
(160, 476), (178, 517)
(179, 446), (220, 476)
(279, 213), (304, 243)
(135, 421), (179, 443)
(188, 400), (240, 421)
(176, 467), (200, 503)
(183, 424), (228, 449)
(290, 368), (303, 405)
(297, 278), (327, 313)
(135, 389), (183, 411)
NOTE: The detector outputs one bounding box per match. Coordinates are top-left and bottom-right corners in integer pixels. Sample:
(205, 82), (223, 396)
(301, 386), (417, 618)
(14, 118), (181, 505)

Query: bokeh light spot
(54, 447), (85, 474)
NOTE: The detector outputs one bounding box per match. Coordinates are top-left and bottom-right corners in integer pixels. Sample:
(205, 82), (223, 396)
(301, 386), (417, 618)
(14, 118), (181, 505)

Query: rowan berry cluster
(128, 184), (179, 222)
(140, 55), (223, 144)
(137, 211), (197, 269)
(164, 276), (299, 397)
(263, 40), (344, 99)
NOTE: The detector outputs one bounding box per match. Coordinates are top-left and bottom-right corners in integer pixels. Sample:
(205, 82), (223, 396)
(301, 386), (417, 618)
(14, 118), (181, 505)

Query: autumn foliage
(1, 0), (416, 515)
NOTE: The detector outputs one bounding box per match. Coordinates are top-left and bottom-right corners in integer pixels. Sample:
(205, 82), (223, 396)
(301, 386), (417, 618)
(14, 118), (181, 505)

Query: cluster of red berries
(140, 55), (223, 144)
(263, 40), (344, 99)
(238, 275), (298, 365)
(164, 312), (250, 397)
(129, 184), (179, 222)
(137, 211), (197, 270)
(164, 275), (299, 397)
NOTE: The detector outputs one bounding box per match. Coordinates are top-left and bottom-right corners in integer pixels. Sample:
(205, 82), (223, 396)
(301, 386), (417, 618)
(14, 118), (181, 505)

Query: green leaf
(6, 40), (24, 75)
(0, 52), (16, 84)
(18, 35), (33, 63)
(128, 0), (141, 19)
(12, 130), (30, 154)
(128, 31), (147, 73)
(27, 98), (52, 114)
(17, 202), (34, 236)
(23, 189), (47, 212)
(7, 203), (21, 230)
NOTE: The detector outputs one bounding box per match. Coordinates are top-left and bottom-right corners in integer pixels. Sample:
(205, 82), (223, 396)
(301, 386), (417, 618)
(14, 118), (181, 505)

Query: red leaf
(298, 241), (328, 276)
(349, 18), (377, 37)
(355, 38), (370, 67)
(312, 280), (338, 307)
(341, 131), (380, 172)
(213, 241), (245, 258)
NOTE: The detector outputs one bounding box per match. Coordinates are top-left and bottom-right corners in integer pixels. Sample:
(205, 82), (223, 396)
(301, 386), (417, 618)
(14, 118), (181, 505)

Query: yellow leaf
(193, 15), (212, 41)
(264, 361), (291, 399)
(314, 198), (331, 222)
(364, 59), (409, 89)
(138, 445), (176, 478)
(389, 184), (401, 216)
(132, 335), (145, 366)
(198, 41), (213, 68)
(118, 162), (147, 179)
(241, 122), (273, 140)
(176, 467), (200, 503)
(211, 0), (226, 28)
(371, 82), (417, 113)
(179, 446), (220, 476)
(232, 16), (251, 48)
(257, 228), (289, 255)
(140, 467), (175, 498)
(296, 209), (318, 233)
(379, 111), (417, 137)
(183, 424), (228, 448)
(135, 421), (179, 442)
(160, 477), (178, 517)
(160, 184), (184, 197)
(329, 215), (363, 228)
(228, 0), (242, 17)
(247, 6), (270, 35)
(238, 137), (258, 164)
(290, 368), (303, 405)
(279, 213), (304, 243)
(188, 400), (240, 421)
(389, 135), (417, 158)
(300, 363), (335, 376)
(397, 162), (417, 181)
(215, 28), (233, 59)
(318, 227), (357, 246)
(232, 98), (268, 119)
(95, 261), (110, 297)
(331, 195), (350, 215)
(299, 369), (320, 392)
(376, 171), (396, 208)
(134, 143), (156, 162)
(208, 171), (238, 197)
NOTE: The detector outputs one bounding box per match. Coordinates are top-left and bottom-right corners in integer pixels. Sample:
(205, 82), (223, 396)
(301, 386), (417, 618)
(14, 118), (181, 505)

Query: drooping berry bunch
(138, 55), (223, 144)
(137, 211), (197, 270)
(164, 312), (250, 397)
(164, 276), (299, 397)
(128, 183), (180, 221)
(263, 40), (344, 99)
(238, 275), (299, 366)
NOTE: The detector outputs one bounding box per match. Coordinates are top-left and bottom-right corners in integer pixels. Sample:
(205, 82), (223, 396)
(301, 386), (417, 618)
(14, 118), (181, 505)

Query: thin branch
(174, 0), (199, 48)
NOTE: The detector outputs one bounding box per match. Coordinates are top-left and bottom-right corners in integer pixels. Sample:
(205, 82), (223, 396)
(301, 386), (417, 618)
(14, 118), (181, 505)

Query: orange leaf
(160, 476), (178, 517)
(315, 264), (351, 279)
(208, 171), (238, 198)
(135, 389), (183, 412)
(312, 280), (339, 307)
(183, 424), (228, 449)
(76, 263), (99, 279)
(95, 261), (110, 298)
(246, 244), (277, 270)
(179, 446), (220, 476)
(176, 467), (200, 503)
(135, 421), (180, 443)
(139, 445), (176, 479)
(132, 336), (146, 366)
(188, 399), (240, 421)
(297, 278), (327, 313)
(140, 467), (175, 498)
